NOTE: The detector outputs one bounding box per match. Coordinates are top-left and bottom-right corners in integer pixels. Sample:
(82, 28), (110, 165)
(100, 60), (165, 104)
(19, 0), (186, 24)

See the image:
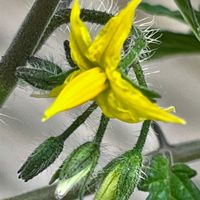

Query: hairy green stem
(132, 61), (151, 152)
(133, 62), (148, 88)
(0, 0), (62, 106)
(94, 114), (110, 145)
(36, 9), (113, 51)
(135, 121), (151, 152)
(58, 102), (98, 141)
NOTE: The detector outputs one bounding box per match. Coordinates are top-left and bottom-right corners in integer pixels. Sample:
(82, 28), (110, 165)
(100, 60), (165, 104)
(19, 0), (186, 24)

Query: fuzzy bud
(95, 149), (142, 200)
(50, 142), (100, 200)
(18, 136), (64, 182)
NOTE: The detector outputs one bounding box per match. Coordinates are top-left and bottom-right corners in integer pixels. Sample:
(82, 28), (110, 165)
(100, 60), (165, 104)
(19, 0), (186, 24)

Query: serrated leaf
(174, 0), (200, 41)
(149, 31), (200, 59)
(28, 57), (62, 74)
(138, 154), (200, 200)
(16, 57), (78, 90)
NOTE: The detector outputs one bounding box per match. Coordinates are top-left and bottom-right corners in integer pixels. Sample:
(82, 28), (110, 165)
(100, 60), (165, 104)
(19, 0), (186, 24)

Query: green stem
(135, 120), (151, 153)
(58, 102), (98, 141)
(133, 61), (151, 152)
(94, 114), (110, 145)
(133, 61), (147, 88)
(36, 8), (113, 51)
(0, 0), (61, 106)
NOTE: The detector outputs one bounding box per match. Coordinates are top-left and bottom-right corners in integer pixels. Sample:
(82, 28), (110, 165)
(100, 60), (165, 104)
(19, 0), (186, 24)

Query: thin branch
(150, 122), (200, 162)
(151, 121), (170, 148)
(0, 0), (61, 106)
(148, 140), (200, 163)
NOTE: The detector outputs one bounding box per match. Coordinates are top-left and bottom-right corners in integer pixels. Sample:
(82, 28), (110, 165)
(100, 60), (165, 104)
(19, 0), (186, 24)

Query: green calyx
(50, 142), (100, 199)
(18, 136), (64, 182)
(95, 149), (142, 200)
(50, 142), (100, 185)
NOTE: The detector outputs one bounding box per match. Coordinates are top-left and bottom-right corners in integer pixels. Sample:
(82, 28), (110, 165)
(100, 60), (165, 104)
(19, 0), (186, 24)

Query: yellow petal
(48, 70), (82, 98)
(87, 0), (141, 70)
(70, 0), (93, 70)
(97, 71), (185, 124)
(42, 67), (108, 122)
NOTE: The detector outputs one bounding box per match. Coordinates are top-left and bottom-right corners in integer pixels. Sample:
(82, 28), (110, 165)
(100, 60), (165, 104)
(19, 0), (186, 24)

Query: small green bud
(18, 136), (64, 182)
(50, 142), (100, 200)
(95, 149), (142, 200)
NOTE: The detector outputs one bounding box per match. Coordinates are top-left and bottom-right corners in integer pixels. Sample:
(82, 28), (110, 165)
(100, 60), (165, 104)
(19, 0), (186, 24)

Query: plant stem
(133, 61), (147, 88)
(135, 121), (151, 153)
(58, 102), (98, 141)
(36, 9), (113, 51)
(94, 114), (110, 145)
(151, 121), (170, 148)
(0, 0), (61, 106)
(133, 61), (151, 152)
(150, 122), (200, 162)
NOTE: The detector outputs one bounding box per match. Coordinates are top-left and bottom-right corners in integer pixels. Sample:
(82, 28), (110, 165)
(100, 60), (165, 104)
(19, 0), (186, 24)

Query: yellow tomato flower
(42, 0), (185, 124)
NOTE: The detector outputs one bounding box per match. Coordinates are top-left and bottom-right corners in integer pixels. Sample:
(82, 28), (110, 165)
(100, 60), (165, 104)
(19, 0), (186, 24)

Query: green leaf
(174, 0), (200, 41)
(16, 57), (78, 90)
(139, 2), (184, 22)
(149, 31), (200, 59)
(138, 154), (200, 200)
(139, 2), (200, 26)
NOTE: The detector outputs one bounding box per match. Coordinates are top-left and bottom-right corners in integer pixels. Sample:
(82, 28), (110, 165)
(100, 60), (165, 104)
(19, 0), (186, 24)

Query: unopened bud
(18, 136), (64, 181)
(50, 142), (100, 200)
(95, 149), (142, 200)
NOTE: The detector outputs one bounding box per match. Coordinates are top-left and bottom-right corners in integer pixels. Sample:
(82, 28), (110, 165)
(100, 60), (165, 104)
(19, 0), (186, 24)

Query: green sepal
(138, 154), (200, 200)
(95, 149), (142, 200)
(116, 150), (142, 200)
(50, 142), (100, 184)
(16, 57), (78, 90)
(18, 136), (64, 182)
(122, 74), (161, 102)
(120, 27), (147, 72)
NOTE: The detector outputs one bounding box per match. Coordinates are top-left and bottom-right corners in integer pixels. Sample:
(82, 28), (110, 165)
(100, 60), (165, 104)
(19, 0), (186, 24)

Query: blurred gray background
(0, 0), (200, 199)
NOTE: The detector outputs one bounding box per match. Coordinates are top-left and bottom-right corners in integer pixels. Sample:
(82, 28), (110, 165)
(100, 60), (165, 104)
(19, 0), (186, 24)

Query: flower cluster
(42, 0), (185, 125)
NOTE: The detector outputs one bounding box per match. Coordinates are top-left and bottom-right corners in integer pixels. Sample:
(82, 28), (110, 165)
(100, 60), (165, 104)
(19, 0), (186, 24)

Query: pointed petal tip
(177, 118), (186, 125)
(167, 116), (186, 125)
(41, 116), (48, 123)
(41, 111), (52, 122)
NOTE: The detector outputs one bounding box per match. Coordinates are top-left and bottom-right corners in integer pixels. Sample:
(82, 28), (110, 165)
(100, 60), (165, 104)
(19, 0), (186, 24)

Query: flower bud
(50, 142), (100, 200)
(18, 136), (64, 182)
(95, 149), (142, 200)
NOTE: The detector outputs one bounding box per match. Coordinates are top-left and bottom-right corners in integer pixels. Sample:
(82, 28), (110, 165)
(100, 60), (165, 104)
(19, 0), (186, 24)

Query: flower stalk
(18, 102), (97, 181)
(58, 102), (98, 141)
(94, 114), (110, 145)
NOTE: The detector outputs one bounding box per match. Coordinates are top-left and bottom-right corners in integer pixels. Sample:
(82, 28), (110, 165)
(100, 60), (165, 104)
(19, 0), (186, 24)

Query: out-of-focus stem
(0, 0), (61, 106)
